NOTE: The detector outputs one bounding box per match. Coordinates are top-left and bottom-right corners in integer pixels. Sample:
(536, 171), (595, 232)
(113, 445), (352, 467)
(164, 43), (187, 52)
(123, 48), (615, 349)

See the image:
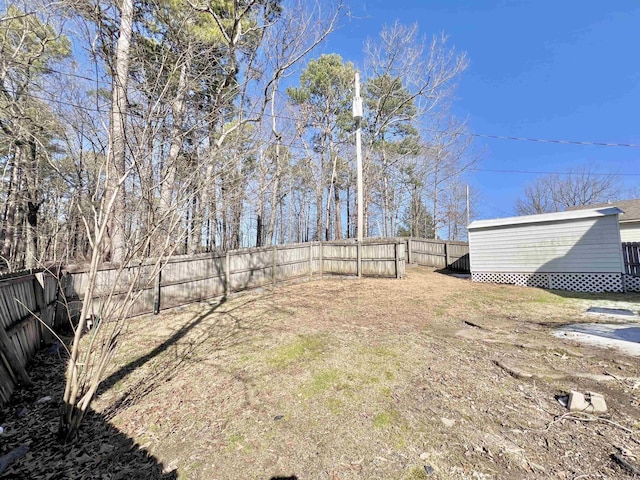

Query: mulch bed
(0, 349), (176, 480)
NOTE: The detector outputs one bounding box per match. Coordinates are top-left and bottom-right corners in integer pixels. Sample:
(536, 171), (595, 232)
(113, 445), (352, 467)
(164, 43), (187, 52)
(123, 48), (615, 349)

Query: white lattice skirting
(471, 272), (627, 293)
(624, 274), (640, 292)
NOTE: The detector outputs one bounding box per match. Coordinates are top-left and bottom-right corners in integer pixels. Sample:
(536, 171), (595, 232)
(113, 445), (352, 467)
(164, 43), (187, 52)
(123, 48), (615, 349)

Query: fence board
(623, 242), (640, 276)
(0, 355), (14, 404)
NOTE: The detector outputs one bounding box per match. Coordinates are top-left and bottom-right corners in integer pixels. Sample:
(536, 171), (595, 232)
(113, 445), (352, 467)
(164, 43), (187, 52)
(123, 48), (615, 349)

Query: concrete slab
(586, 306), (638, 320)
(553, 323), (640, 357)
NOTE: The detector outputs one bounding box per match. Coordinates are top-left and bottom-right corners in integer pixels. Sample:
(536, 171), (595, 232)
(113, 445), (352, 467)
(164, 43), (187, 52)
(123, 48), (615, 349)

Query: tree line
(0, 0), (479, 273)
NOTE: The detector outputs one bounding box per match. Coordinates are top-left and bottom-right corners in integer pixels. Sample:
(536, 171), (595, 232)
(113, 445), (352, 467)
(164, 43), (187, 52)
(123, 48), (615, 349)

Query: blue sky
(320, 0), (640, 219)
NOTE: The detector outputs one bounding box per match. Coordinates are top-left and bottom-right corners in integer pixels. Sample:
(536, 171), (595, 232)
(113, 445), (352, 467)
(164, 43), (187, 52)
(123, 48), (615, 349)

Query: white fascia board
(468, 207), (623, 230)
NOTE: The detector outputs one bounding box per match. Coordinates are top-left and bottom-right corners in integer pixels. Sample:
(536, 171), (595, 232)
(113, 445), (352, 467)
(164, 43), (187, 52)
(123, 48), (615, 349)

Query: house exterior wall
(620, 222), (640, 242)
(469, 215), (624, 274)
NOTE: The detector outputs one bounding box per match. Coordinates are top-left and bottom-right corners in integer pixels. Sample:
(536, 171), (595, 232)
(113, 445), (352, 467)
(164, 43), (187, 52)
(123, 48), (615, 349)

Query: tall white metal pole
(353, 72), (363, 277)
(466, 184), (470, 227)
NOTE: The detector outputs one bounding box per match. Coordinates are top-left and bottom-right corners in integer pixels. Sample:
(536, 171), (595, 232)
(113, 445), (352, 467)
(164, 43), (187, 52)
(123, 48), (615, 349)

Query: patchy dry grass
(88, 267), (640, 479)
(267, 334), (329, 369)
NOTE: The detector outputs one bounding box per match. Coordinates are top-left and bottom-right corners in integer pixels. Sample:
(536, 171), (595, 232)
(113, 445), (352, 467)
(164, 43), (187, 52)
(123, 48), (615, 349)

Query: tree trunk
(346, 184), (351, 238)
(105, 0), (134, 264)
(287, 182), (293, 244)
(231, 197), (242, 249)
(333, 181), (342, 240)
(25, 201), (40, 269)
(256, 213), (263, 247)
(432, 166), (439, 240)
(315, 182), (323, 241)
(382, 146), (389, 237)
(158, 59), (189, 253)
(188, 194), (200, 254)
(279, 197), (285, 244)
(24, 140), (39, 269)
(325, 147), (338, 241)
(267, 89), (281, 246)
(1, 151), (20, 270)
(202, 148), (217, 252)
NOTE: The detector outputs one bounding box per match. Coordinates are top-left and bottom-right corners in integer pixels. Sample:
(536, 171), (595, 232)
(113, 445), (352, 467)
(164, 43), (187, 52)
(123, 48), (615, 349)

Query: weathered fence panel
(63, 239), (407, 325)
(404, 238), (470, 272)
(0, 269), (60, 406)
(362, 241), (404, 277)
(410, 239), (447, 268)
(161, 254), (225, 310)
(622, 242), (640, 276)
(319, 240), (405, 278)
(322, 243), (358, 275)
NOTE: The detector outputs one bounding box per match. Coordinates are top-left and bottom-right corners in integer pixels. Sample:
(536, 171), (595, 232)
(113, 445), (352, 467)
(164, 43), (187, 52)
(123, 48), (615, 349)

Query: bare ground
(2, 267), (640, 479)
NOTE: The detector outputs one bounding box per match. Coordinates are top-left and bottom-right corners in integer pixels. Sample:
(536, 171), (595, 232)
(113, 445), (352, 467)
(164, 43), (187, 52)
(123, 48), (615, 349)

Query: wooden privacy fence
(63, 239), (406, 320)
(395, 237), (470, 272)
(1, 237), (469, 407)
(0, 269), (59, 405)
(622, 242), (640, 276)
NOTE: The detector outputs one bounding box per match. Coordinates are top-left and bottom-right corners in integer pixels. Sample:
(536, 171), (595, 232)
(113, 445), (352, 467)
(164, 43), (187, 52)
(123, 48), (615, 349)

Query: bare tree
(515, 165), (620, 215)
(0, 2), (70, 269)
(441, 180), (478, 241)
(258, 0), (342, 245)
(362, 22), (468, 237)
(53, 0), (344, 441)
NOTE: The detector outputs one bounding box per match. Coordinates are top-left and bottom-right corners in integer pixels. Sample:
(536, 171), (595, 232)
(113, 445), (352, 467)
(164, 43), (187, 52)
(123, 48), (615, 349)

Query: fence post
(32, 272), (50, 343)
(357, 241), (362, 278)
(319, 242), (324, 276)
(395, 242), (400, 279)
(225, 251), (230, 297)
(153, 264), (162, 315)
(272, 246), (277, 286)
(444, 241), (450, 269)
(309, 243), (313, 278)
(407, 238), (412, 265)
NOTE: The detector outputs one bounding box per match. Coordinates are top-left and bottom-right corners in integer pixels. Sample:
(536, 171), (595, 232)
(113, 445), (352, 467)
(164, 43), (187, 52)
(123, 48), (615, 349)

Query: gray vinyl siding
(469, 215), (624, 273)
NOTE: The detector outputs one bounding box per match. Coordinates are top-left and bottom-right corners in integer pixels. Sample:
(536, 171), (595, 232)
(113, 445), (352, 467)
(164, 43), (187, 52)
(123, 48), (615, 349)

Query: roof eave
(468, 207), (624, 230)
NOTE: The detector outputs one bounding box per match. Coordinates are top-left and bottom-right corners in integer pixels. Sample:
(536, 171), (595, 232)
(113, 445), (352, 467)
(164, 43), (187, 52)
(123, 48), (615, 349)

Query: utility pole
(353, 72), (363, 277)
(466, 184), (470, 227)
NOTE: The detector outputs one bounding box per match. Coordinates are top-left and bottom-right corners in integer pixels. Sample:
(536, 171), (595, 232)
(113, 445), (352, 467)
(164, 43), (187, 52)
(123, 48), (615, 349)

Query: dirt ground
(2, 267), (640, 479)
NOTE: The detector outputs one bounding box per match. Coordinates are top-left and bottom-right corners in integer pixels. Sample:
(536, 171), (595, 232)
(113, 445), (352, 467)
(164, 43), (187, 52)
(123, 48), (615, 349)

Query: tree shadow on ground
(97, 291), (274, 421)
(1, 277), (275, 479)
(0, 350), (177, 479)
